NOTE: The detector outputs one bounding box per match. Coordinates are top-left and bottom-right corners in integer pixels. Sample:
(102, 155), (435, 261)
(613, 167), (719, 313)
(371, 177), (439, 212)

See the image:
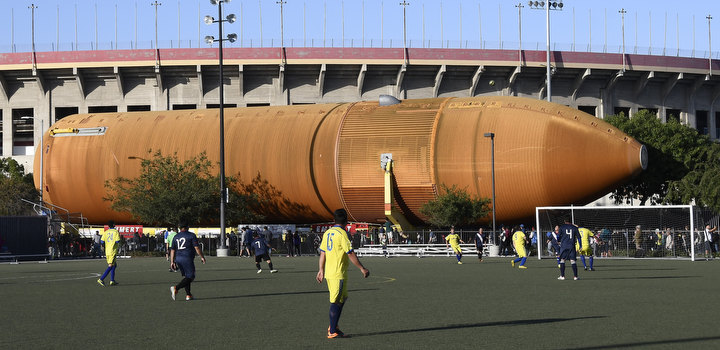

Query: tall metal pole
(709, 15), (713, 76)
(546, 2), (551, 102)
(278, 0), (286, 63)
(218, 0), (228, 253)
(40, 118), (44, 205)
(30, 4), (37, 73)
(620, 8), (626, 72)
(75, 4), (78, 50)
(401, 1), (409, 65)
(484, 133), (496, 246)
(152, 1), (162, 67)
(516, 3), (523, 67)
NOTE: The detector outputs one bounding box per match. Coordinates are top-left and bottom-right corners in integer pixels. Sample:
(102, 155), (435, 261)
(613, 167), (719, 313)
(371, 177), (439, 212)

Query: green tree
(606, 110), (720, 210)
(104, 150), (262, 226)
(0, 158), (39, 216)
(419, 184), (491, 228)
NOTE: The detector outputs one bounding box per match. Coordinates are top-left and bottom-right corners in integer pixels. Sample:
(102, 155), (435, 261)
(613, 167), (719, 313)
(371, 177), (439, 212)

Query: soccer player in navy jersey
(251, 232), (277, 273)
(557, 217), (582, 281)
(169, 222), (206, 301)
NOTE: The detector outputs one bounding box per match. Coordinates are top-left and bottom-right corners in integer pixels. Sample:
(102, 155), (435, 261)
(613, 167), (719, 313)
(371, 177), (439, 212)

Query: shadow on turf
(350, 315), (605, 337)
(198, 288), (379, 300)
(591, 275), (698, 280)
(563, 335), (720, 350)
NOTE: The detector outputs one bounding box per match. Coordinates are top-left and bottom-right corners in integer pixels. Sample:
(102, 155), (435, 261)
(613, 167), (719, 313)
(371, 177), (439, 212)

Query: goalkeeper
(577, 227), (598, 271)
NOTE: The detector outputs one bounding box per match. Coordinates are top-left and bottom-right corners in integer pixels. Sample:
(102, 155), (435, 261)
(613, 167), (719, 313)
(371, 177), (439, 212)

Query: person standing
(165, 227), (178, 272)
(445, 226), (464, 264)
(251, 232), (278, 273)
(169, 222), (206, 301)
(293, 231), (302, 256)
(702, 225), (717, 260)
(510, 226), (528, 269)
(473, 228), (485, 262)
(316, 209), (370, 339)
(97, 221), (120, 287)
(92, 231), (102, 258)
(557, 217), (582, 281)
(578, 227), (598, 271)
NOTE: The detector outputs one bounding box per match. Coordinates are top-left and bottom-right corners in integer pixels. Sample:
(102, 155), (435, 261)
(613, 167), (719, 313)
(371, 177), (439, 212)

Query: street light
(528, 1), (563, 102)
(620, 8), (627, 73)
(151, 1), (161, 68)
(708, 14), (713, 76)
(483, 132), (496, 246)
(206, 0), (236, 258)
(22, 116), (43, 206)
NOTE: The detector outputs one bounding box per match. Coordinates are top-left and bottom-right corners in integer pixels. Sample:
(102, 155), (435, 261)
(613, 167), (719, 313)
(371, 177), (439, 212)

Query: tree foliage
(0, 158), (39, 216)
(419, 184), (491, 228)
(104, 150), (263, 226)
(605, 110), (720, 211)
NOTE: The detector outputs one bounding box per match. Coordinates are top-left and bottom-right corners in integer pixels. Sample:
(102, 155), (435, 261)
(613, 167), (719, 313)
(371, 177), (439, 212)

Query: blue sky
(1, 0), (718, 58)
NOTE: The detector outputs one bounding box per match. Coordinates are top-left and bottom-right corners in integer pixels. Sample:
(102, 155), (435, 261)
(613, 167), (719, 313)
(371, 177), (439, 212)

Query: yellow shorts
(579, 247), (592, 256)
(326, 278), (348, 304)
(451, 245), (462, 254)
(515, 245), (527, 258)
(106, 254), (117, 265)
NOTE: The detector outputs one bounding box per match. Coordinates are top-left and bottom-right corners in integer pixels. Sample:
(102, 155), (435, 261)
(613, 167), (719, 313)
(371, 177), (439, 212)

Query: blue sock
(110, 265), (116, 281)
(556, 257), (561, 264)
(589, 257), (594, 269)
(580, 256), (586, 268)
(520, 257), (527, 266)
(513, 257), (522, 263)
(456, 254), (461, 262)
(329, 303), (342, 333)
(559, 262), (565, 276)
(572, 263), (578, 277)
(100, 266), (112, 281)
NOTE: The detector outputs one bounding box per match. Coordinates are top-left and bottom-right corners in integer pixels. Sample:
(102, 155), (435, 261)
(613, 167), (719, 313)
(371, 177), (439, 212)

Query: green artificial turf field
(2, 255), (719, 349)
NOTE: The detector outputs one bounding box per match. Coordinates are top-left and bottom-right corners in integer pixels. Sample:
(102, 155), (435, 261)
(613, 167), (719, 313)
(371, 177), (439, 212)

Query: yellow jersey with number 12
(320, 226), (353, 280)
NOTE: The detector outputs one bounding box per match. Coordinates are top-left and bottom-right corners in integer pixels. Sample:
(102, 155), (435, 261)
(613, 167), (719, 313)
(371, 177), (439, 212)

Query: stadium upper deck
(1, 47), (719, 169)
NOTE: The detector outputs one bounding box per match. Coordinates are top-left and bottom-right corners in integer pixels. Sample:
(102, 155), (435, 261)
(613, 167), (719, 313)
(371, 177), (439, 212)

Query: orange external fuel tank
(34, 96), (646, 225)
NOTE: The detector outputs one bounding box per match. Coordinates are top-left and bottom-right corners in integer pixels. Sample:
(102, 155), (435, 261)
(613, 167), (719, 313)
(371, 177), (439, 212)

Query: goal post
(534, 205), (717, 262)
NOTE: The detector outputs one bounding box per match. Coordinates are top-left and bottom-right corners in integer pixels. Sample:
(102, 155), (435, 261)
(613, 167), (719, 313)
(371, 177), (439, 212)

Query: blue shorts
(559, 248), (577, 261)
(176, 257), (196, 279)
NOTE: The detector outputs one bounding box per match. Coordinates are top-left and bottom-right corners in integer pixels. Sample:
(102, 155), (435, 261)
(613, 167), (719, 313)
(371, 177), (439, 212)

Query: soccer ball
(489, 80), (495, 86)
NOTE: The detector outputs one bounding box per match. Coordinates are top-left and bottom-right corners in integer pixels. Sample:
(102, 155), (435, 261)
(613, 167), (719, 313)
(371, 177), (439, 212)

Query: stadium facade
(1, 46), (719, 173)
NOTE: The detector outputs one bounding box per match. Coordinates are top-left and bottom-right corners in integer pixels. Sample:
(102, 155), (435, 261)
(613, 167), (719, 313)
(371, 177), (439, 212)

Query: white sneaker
(574, 276), (579, 281)
(170, 286), (177, 301)
(257, 269), (262, 274)
(557, 276), (565, 280)
(270, 270), (278, 273)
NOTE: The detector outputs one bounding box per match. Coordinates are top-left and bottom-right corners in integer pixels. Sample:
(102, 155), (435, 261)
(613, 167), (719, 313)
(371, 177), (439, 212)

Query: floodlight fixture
(204, 15), (214, 24)
(205, 35), (215, 45)
(210, 0), (218, 5)
(227, 33), (237, 43)
(226, 13), (236, 23)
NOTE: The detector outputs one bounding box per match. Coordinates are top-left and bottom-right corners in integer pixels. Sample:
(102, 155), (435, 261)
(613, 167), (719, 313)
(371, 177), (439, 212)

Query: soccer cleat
(109, 281), (118, 286)
(257, 269), (262, 274)
(270, 270), (278, 273)
(557, 276), (565, 280)
(584, 267), (588, 271)
(170, 286), (177, 301)
(186, 295), (193, 301)
(97, 279), (105, 287)
(327, 326), (345, 339)
(457, 261), (463, 265)
(557, 264), (561, 268)
(511, 260), (515, 267)
(590, 268), (595, 271)
(574, 276), (579, 280)
(518, 266), (527, 269)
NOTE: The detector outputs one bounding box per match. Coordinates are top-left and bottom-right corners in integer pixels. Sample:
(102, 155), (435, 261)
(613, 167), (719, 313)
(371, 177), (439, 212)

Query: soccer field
(2, 255), (719, 349)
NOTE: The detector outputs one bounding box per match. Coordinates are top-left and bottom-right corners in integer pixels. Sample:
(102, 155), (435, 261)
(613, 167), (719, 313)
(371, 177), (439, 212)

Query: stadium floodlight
(226, 13), (236, 23)
(204, 35), (215, 45)
(227, 33), (237, 43)
(204, 15), (214, 24)
(557, 2), (563, 8)
(210, 0), (218, 4)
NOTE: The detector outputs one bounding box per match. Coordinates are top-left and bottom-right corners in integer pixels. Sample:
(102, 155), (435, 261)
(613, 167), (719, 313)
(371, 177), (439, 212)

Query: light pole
(205, 0), (237, 257)
(29, 3), (38, 74)
(400, 1), (410, 65)
(22, 116), (43, 205)
(516, 3), (524, 67)
(620, 8), (626, 72)
(483, 132), (496, 246)
(151, 1), (162, 68)
(708, 14), (713, 76)
(277, 0), (286, 64)
(529, 1), (563, 102)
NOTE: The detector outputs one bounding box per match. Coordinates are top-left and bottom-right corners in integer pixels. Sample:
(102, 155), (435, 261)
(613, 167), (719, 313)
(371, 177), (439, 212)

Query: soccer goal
(535, 205), (720, 261)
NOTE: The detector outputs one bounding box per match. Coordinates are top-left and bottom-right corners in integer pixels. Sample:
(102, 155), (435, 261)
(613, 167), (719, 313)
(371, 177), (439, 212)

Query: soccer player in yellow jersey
(577, 227), (598, 271)
(511, 226), (529, 269)
(97, 221), (121, 286)
(316, 209), (370, 339)
(445, 226), (465, 264)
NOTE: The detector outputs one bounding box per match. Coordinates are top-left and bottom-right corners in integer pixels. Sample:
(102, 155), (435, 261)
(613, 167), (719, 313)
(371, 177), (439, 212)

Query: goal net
(534, 205), (720, 261)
